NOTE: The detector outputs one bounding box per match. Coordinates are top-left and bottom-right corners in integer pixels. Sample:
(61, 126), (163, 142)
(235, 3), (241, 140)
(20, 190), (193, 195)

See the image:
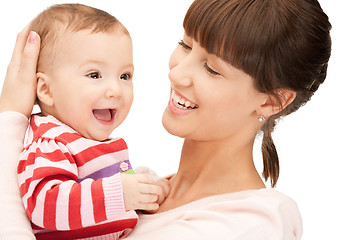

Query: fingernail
(28, 31), (38, 44)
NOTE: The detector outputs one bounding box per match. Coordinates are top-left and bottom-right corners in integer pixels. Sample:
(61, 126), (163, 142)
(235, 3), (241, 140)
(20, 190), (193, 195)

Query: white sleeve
(0, 111), (35, 240)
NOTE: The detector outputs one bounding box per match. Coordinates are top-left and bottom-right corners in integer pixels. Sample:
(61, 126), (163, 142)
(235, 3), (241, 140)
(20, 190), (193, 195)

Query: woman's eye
(178, 40), (192, 51)
(87, 72), (102, 79)
(120, 73), (131, 80)
(204, 63), (220, 76)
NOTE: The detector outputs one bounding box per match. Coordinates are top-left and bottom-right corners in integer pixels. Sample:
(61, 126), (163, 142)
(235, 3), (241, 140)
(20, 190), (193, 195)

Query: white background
(0, 1), (359, 239)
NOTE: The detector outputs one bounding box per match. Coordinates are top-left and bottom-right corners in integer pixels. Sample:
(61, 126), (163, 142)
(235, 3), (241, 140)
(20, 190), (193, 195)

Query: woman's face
(162, 34), (267, 142)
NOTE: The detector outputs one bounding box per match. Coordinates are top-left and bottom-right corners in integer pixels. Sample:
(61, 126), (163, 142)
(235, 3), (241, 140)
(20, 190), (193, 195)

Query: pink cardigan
(0, 111), (303, 240)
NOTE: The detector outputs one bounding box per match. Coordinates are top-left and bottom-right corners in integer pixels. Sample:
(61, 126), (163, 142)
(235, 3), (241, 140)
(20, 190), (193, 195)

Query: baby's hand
(142, 178), (170, 214)
(155, 178), (170, 206)
(121, 173), (163, 212)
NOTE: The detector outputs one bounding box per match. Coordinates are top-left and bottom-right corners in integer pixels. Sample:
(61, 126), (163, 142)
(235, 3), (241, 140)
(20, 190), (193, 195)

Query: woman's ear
(36, 72), (54, 107)
(257, 89), (296, 118)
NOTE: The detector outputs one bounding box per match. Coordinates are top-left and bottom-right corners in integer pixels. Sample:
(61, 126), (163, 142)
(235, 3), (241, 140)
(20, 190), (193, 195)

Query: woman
(0, 0), (331, 239)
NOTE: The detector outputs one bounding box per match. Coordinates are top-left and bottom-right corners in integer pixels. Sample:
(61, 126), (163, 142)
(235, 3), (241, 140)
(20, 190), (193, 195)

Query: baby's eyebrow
(122, 63), (134, 71)
(79, 59), (106, 68)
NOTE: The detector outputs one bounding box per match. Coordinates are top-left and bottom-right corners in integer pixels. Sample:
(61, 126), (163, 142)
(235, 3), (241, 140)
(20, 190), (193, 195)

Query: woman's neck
(157, 137), (265, 213)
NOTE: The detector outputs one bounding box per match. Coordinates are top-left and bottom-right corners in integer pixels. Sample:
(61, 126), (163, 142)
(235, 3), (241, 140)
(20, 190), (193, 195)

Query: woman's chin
(162, 111), (176, 136)
(162, 110), (186, 138)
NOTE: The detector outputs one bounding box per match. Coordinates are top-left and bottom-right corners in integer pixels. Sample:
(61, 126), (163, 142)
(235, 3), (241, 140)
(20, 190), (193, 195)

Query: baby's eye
(178, 40), (192, 51)
(120, 73), (131, 80)
(204, 63), (220, 76)
(87, 72), (102, 79)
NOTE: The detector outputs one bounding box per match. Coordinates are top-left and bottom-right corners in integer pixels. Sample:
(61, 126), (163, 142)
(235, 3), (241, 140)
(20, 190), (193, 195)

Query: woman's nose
(168, 50), (194, 88)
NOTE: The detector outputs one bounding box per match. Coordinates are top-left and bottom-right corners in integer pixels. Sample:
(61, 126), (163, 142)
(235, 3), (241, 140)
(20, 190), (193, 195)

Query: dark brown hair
(184, 0), (331, 187)
(29, 3), (128, 71)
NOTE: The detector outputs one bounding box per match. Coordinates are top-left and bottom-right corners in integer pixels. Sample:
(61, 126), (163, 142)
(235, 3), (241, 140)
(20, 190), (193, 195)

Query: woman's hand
(0, 25), (40, 118)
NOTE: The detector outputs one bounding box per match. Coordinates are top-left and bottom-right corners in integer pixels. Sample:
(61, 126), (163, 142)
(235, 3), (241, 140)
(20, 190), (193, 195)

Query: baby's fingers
(136, 173), (156, 184)
(156, 179), (170, 205)
(138, 193), (158, 204)
(139, 183), (162, 196)
(136, 202), (159, 212)
(157, 179), (170, 197)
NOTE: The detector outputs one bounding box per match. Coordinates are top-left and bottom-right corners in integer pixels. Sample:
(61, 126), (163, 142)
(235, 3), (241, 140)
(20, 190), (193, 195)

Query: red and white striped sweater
(17, 114), (138, 240)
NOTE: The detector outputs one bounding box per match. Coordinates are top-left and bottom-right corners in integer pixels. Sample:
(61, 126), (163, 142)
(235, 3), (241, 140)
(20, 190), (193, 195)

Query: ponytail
(261, 116), (279, 187)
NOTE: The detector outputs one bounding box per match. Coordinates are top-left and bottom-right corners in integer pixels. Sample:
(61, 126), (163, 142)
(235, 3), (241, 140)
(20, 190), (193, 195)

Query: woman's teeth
(171, 90), (198, 110)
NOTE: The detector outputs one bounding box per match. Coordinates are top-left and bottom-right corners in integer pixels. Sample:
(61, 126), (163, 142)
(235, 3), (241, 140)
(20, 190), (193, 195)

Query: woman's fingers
(9, 24), (32, 68)
(20, 31), (40, 78)
(0, 29), (40, 117)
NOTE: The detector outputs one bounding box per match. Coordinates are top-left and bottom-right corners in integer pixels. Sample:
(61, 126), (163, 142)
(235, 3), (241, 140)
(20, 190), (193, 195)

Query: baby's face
(42, 28), (134, 141)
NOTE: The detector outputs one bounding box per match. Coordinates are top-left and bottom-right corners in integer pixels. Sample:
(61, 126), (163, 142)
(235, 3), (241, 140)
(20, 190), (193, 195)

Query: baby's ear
(257, 89), (296, 118)
(36, 72), (54, 107)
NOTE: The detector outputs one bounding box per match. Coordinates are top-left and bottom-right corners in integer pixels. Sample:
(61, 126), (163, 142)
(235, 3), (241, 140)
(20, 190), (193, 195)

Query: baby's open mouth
(92, 109), (116, 122)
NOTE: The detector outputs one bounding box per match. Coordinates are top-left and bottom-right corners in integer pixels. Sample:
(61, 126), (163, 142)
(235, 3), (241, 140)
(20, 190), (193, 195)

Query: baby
(17, 4), (168, 240)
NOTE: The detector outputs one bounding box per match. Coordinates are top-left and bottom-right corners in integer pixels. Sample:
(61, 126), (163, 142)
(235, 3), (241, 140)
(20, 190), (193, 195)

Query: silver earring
(258, 116), (265, 122)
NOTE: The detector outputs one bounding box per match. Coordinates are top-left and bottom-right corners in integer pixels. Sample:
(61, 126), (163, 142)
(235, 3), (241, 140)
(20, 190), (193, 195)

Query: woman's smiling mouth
(171, 90), (199, 110)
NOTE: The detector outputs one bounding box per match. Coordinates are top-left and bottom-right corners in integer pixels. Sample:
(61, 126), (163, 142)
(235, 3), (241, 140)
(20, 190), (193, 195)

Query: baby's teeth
(179, 99), (185, 105)
(185, 101), (191, 107)
(191, 103), (196, 108)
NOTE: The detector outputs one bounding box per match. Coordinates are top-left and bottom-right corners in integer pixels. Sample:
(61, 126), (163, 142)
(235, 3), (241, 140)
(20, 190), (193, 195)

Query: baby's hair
(184, 0), (331, 187)
(29, 3), (128, 71)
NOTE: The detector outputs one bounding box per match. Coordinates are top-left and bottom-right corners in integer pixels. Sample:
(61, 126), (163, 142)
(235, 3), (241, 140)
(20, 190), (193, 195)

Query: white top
(0, 111), (303, 240)
(127, 189), (302, 239)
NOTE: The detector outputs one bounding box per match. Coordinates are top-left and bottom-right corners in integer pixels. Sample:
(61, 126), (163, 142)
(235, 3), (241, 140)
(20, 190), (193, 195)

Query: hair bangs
(184, 0), (269, 76)
(183, 0), (306, 93)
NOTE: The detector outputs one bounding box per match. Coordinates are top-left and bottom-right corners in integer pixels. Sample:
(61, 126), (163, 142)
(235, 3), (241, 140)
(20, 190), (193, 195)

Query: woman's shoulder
(217, 188), (300, 208)
(196, 188), (303, 239)
(202, 188), (302, 223)
(197, 188), (301, 218)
